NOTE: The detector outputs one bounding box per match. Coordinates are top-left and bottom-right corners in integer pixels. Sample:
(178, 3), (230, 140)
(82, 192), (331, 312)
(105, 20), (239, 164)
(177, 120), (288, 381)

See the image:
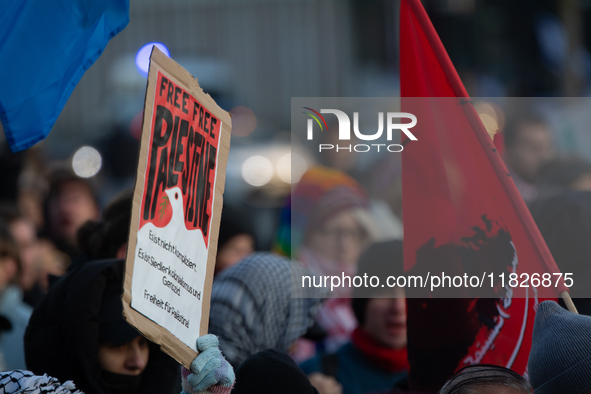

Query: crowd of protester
(0, 112), (589, 394)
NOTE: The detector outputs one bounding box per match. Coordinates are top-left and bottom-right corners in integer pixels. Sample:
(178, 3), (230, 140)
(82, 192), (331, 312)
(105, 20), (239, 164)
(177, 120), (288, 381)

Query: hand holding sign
(181, 335), (235, 394)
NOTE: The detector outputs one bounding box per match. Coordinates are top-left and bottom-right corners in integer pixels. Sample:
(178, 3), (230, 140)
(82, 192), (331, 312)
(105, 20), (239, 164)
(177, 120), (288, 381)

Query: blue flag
(0, 0), (129, 152)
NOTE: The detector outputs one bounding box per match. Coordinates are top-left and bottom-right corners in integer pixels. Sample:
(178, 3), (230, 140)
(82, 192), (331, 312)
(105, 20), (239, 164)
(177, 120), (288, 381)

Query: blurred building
(51, 0), (362, 146)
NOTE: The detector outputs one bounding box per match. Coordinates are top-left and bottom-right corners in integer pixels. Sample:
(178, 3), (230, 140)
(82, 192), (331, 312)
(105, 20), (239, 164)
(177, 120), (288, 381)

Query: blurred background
(3, 0), (591, 250)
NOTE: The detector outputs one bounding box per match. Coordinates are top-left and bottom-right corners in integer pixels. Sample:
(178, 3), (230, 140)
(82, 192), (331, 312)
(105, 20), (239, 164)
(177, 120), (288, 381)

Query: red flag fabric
(399, 0), (565, 390)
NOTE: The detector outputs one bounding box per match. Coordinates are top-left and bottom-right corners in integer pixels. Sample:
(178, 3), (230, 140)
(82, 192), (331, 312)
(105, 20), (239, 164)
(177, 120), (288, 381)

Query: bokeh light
(475, 102), (502, 140)
(479, 113), (499, 140)
(135, 43), (170, 78)
(291, 153), (308, 184)
(72, 146), (102, 178)
(229, 106), (257, 137)
(476, 102), (505, 132)
(241, 156), (274, 186)
(276, 153), (308, 184)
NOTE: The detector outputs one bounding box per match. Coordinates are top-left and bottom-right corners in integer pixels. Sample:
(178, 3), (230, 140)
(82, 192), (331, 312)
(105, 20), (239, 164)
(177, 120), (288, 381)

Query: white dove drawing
(131, 186), (210, 351)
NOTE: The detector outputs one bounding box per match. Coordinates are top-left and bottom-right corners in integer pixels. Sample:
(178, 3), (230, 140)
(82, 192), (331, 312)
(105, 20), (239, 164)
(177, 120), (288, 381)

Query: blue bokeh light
(135, 42), (170, 78)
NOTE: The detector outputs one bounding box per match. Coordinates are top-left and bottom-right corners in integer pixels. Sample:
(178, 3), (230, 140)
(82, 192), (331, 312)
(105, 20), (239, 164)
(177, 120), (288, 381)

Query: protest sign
(122, 47), (231, 367)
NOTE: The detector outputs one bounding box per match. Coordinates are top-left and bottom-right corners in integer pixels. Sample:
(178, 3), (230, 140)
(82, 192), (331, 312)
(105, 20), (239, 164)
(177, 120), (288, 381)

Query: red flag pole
(562, 292), (578, 313)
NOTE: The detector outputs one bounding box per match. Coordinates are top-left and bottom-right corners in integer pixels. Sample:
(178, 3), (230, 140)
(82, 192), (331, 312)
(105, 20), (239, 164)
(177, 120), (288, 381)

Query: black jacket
(24, 259), (180, 394)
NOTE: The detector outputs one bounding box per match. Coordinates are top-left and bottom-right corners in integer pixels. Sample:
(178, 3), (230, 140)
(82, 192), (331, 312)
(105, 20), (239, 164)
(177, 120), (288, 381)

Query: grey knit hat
(528, 300), (591, 394)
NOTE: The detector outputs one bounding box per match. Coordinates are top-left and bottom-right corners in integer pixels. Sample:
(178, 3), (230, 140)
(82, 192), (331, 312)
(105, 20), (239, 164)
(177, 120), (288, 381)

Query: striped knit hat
(273, 166), (370, 257)
(528, 301), (591, 394)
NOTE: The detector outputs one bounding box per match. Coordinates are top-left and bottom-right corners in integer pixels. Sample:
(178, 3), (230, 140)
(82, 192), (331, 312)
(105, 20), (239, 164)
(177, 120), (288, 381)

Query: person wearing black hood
(26, 189), (162, 392)
(24, 258), (178, 394)
(24, 190), (236, 394)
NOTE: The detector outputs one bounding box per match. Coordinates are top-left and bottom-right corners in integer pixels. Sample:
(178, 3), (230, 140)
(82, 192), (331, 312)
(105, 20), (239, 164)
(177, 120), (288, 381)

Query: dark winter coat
(24, 259), (180, 394)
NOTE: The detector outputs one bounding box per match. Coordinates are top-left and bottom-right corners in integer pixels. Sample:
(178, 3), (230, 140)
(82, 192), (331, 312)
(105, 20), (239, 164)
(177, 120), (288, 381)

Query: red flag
(399, 0), (566, 390)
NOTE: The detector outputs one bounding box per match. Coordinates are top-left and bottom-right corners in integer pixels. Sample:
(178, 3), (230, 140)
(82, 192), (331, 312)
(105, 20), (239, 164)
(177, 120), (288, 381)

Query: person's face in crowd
(505, 122), (555, 182)
(571, 172), (591, 191)
(0, 256), (18, 291)
(98, 336), (149, 376)
(363, 289), (407, 349)
(18, 190), (45, 232)
(9, 218), (39, 291)
(116, 242), (128, 260)
(38, 239), (69, 277)
(308, 210), (368, 265)
(215, 234), (255, 274)
(48, 181), (99, 245)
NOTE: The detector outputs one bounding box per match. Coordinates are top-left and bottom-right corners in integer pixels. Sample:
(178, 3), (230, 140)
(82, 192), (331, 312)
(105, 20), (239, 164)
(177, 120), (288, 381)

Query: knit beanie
(351, 240), (404, 325)
(273, 166), (370, 257)
(528, 301), (591, 394)
(232, 349), (318, 394)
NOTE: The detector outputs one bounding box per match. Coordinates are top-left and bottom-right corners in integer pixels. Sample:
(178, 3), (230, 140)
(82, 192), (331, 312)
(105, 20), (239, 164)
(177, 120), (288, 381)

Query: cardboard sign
(123, 47), (231, 367)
